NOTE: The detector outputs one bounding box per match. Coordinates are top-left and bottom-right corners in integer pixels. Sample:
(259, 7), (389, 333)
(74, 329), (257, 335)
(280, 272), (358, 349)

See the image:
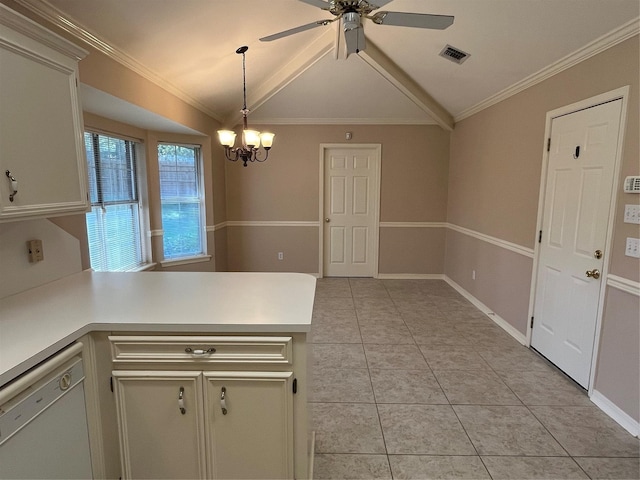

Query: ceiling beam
(359, 40), (455, 131)
(224, 28), (334, 127)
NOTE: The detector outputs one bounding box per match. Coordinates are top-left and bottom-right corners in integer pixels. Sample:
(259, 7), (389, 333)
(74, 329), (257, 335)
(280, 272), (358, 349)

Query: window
(85, 132), (145, 271)
(158, 144), (205, 260)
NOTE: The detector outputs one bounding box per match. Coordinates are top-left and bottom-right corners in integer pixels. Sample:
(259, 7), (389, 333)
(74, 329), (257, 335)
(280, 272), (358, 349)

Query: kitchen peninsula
(0, 271), (316, 479)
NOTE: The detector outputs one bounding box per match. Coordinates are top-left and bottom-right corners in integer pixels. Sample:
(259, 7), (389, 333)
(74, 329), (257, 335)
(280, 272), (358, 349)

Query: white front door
(532, 99), (623, 388)
(322, 146), (380, 277)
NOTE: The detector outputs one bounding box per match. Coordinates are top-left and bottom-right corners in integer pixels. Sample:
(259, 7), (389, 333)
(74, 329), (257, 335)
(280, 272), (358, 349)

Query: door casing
(527, 85), (630, 393)
(318, 143), (381, 278)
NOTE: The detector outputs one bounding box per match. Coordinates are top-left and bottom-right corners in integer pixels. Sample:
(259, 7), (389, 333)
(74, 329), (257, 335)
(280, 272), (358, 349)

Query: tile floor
(309, 278), (640, 480)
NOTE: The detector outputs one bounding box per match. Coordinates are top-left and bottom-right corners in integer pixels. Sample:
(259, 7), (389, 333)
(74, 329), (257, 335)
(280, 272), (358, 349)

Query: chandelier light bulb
(217, 130), (236, 147)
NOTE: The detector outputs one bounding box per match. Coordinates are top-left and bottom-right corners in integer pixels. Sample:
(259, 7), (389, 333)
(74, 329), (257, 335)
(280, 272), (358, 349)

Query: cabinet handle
(220, 386), (228, 415)
(184, 347), (216, 356)
(5, 171), (18, 202)
(178, 387), (186, 414)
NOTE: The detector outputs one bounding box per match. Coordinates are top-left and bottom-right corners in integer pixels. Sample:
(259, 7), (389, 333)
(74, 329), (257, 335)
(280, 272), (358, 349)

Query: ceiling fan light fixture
(343, 11), (360, 31)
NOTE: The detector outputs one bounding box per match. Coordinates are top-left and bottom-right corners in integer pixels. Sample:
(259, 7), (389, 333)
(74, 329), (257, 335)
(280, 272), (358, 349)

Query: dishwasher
(0, 342), (93, 479)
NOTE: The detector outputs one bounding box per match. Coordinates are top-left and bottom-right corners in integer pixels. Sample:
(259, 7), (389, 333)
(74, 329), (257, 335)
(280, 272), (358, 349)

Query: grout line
(311, 278), (635, 476)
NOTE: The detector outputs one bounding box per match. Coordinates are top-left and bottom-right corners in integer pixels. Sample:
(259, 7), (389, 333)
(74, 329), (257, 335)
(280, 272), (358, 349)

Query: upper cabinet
(0, 5), (89, 222)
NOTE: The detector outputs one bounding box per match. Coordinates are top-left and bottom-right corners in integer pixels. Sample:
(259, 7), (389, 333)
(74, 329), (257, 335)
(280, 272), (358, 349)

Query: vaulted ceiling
(13, 0), (640, 131)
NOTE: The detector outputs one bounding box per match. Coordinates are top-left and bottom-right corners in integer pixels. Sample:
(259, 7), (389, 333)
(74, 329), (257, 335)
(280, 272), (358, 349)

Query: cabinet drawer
(109, 336), (293, 365)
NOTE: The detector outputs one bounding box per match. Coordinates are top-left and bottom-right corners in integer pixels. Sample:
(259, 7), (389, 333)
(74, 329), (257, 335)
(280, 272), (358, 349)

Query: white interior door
(323, 146), (379, 277)
(532, 99), (623, 388)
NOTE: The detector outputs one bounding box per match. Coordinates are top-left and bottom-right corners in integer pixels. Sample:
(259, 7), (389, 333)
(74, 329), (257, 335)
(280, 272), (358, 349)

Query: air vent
(439, 44), (470, 64)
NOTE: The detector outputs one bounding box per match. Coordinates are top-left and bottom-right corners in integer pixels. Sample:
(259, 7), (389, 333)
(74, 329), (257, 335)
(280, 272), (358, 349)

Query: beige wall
(446, 36), (639, 423)
(595, 287), (640, 422)
(224, 124), (450, 274)
(379, 227), (446, 274)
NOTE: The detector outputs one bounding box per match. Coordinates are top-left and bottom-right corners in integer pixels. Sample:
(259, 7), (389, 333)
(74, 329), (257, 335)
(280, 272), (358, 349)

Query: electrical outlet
(624, 204), (640, 224)
(277, 252), (284, 261)
(27, 239), (44, 263)
(625, 238), (640, 258)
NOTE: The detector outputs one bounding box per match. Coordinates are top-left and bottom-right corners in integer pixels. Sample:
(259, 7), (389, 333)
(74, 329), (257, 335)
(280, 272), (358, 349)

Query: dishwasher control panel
(0, 358), (84, 445)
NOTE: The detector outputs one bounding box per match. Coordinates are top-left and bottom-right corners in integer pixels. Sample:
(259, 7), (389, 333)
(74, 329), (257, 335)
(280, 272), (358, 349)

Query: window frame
(157, 142), (208, 265)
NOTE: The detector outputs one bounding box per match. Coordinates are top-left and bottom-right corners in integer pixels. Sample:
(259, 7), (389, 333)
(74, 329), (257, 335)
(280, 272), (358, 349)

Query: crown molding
(455, 17), (640, 122)
(13, 0), (223, 122)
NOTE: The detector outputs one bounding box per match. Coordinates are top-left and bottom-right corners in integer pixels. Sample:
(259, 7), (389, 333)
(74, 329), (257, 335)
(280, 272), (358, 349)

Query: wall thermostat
(623, 176), (640, 193)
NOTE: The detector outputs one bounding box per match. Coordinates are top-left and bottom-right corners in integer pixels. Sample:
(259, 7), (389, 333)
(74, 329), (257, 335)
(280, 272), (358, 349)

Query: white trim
(590, 390), (640, 437)
(379, 222), (447, 228)
(455, 18), (640, 122)
(251, 117), (436, 125)
(206, 223), (226, 232)
(447, 223), (535, 258)
(128, 262), (157, 272)
(0, 2), (88, 60)
(225, 221), (319, 228)
(80, 335), (105, 479)
(13, 0), (222, 121)
(607, 274), (640, 297)
(376, 273), (445, 280)
(528, 86), (630, 392)
(318, 144), (382, 278)
(444, 276), (528, 346)
(159, 254), (212, 268)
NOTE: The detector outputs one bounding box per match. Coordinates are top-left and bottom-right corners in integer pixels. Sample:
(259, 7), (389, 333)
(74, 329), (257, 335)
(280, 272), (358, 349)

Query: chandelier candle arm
(217, 46), (275, 167)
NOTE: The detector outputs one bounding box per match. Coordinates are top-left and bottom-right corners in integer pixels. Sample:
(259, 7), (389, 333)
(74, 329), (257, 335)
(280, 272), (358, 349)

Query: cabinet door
(112, 371), (206, 480)
(204, 372), (294, 480)
(0, 12), (89, 221)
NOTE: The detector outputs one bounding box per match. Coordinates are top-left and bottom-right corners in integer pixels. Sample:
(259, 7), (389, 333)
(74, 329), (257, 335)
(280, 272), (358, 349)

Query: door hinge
(547, 138), (551, 152)
(538, 230), (542, 243)
(530, 316), (534, 328)
(110, 376), (113, 393)
(292, 378), (297, 394)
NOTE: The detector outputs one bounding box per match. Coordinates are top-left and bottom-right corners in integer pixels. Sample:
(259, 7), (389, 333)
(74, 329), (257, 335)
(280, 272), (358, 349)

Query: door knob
(325, 218), (330, 223)
(586, 269), (600, 279)
(594, 249), (603, 259)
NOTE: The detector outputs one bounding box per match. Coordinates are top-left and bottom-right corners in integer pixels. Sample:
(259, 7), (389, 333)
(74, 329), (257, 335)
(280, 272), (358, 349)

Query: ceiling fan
(259, 0), (454, 55)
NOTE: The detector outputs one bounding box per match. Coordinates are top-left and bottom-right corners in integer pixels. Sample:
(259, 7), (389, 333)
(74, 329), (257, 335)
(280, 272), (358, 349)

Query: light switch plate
(625, 238), (640, 258)
(624, 204), (640, 224)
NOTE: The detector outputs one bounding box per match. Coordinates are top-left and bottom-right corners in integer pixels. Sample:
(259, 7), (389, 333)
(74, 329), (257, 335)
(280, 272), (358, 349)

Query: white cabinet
(112, 372), (206, 480)
(204, 372), (293, 480)
(110, 336), (299, 480)
(0, 5), (89, 222)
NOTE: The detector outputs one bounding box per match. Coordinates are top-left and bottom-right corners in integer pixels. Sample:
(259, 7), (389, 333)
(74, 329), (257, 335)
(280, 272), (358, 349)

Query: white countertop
(0, 271), (316, 387)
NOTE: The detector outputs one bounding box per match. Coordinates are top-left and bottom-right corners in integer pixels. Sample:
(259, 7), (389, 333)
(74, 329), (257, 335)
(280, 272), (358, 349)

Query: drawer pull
(178, 387), (186, 415)
(184, 347), (216, 356)
(221, 386), (228, 415)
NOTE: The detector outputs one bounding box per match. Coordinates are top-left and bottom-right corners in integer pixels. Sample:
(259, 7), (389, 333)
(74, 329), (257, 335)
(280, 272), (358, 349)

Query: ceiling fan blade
(297, 0), (330, 10)
(371, 11), (454, 30)
(344, 26), (366, 54)
(259, 20), (332, 42)
(368, 0), (394, 8)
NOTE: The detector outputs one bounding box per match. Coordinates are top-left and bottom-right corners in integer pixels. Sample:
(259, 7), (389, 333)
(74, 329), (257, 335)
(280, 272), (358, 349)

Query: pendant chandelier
(217, 46), (274, 167)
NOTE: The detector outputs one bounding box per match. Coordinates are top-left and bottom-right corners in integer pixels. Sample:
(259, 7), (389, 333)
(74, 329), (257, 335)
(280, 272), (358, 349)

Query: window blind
(85, 132), (143, 271)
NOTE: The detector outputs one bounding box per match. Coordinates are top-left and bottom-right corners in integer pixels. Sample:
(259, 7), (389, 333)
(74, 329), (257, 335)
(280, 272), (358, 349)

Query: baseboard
(376, 273), (446, 280)
(590, 390), (640, 437)
(444, 276), (527, 345)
